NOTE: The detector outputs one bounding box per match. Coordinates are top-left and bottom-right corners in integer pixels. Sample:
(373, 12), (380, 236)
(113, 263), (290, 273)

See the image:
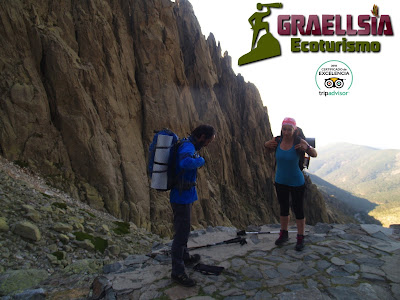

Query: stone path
(89, 223), (400, 300)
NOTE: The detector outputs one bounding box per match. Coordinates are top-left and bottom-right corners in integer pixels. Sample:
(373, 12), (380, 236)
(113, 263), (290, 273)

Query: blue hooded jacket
(170, 137), (205, 204)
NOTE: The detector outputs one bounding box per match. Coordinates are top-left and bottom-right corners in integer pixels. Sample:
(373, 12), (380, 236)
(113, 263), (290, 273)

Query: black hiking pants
(275, 183), (305, 219)
(171, 202), (192, 275)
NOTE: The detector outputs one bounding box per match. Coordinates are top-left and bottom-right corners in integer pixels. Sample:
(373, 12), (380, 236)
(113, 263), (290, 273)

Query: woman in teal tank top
(264, 117), (317, 251)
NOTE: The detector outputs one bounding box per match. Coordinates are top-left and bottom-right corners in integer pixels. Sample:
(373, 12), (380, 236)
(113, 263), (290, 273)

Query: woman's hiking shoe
(295, 234), (305, 251)
(275, 230), (289, 246)
(171, 273), (196, 287)
(184, 254), (201, 266)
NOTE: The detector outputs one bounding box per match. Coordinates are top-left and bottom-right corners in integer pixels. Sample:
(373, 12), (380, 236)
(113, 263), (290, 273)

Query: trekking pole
(237, 230), (308, 236)
(147, 237), (247, 258)
(187, 236), (247, 251)
(147, 249), (170, 258)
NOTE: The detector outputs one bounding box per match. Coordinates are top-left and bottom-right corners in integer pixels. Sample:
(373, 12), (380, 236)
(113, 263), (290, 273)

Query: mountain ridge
(306, 172), (380, 225)
(308, 142), (400, 227)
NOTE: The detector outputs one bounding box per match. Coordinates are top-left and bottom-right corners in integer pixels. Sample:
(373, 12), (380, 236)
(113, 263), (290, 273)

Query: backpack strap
(295, 135), (306, 170)
(178, 139), (198, 191)
(295, 135), (304, 153)
(168, 139), (197, 191)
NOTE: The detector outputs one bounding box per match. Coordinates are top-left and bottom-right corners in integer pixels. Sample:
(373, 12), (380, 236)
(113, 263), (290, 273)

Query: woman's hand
(264, 138), (278, 150)
(295, 139), (309, 151)
(296, 139), (317, 157)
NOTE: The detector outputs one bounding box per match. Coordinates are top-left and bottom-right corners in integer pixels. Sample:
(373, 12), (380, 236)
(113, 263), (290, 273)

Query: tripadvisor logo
(238, 3), (393, 66)
(315, 60), (353, 97)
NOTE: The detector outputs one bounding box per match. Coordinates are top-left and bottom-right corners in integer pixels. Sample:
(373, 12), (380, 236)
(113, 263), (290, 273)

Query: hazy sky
(187, 0), (400, 150)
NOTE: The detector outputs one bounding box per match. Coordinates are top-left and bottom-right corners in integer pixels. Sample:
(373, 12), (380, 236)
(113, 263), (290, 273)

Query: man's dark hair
(191, 125), (215, 140)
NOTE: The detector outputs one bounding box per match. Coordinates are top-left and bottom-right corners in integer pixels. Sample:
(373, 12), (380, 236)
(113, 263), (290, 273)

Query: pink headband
(282, 117), (297, 129)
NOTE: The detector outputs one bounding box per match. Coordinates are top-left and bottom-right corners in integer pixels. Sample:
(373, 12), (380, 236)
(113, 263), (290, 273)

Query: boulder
(13, 221), (41, 241)
(26, 211), (41, 223)
(62, 259), (103, 275)
(75, 240), (95, 251)
(0, 269), (48, 296)
(53, 222), (73, 233)
(0, 217), (9, 232)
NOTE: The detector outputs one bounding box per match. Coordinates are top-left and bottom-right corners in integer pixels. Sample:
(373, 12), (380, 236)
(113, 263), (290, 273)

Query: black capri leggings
(275, 182), (305, 219)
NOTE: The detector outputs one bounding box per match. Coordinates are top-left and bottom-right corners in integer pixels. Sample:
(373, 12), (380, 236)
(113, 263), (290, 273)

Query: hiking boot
(171, 273), (196, 287)
(295, 234), (305, 251)
(184, 254), (201, 266)
(275, 230), (289, 246)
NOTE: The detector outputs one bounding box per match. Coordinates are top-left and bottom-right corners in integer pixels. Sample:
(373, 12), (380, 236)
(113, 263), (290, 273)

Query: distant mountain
(308, 143), (400, 227)
(307, 173), (380, 225)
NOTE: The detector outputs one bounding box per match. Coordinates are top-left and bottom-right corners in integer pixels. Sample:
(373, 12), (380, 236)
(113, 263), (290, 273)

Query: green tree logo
(238, 3), (283, 66)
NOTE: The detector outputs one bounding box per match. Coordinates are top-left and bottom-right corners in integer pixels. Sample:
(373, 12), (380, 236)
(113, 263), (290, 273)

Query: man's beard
(194, 140), (205, 151)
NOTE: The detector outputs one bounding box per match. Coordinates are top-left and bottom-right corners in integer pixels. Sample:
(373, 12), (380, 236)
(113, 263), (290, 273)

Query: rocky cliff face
(0, 0), (332, 236)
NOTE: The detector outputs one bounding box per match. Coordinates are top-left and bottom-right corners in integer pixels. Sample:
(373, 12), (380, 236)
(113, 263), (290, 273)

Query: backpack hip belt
(176, 181), (196, 191)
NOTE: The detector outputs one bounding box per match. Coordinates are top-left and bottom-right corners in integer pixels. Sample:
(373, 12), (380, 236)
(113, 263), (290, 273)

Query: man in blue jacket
(170, 125), (216, 287)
